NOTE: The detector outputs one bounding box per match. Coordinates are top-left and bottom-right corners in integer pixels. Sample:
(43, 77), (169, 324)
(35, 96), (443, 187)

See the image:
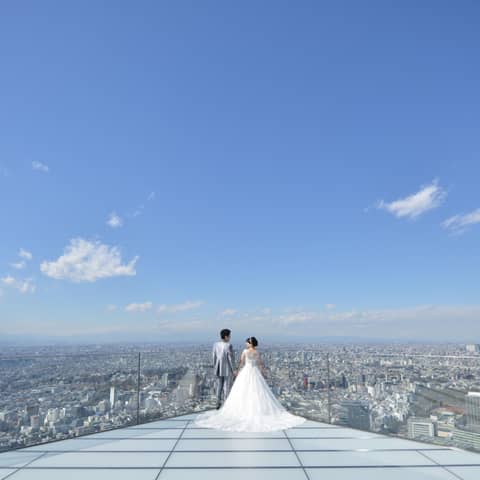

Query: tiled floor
(1, 412), (480, 479)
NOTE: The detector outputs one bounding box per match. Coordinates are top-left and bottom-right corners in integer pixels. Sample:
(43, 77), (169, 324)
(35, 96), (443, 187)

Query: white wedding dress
(194, 348), (305, 432)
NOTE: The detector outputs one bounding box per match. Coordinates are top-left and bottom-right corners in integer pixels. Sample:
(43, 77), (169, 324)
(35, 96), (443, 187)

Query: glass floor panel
(306, 467), (463, 480)
(0, 469), (16, 479)
(1, 411), (479, 480)
(158, 468), (308, 480)
(4, 469), (160, 480)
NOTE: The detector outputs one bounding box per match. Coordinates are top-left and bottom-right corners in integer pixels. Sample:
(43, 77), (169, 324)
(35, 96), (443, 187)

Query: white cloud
(157, 300), (204, 314)
(10, 248), (33, 269)
(11, 261), (26, 270)
(106, 304), (117, 311)
(442, 208), (480, 234)
(325, 304), (336, 310)
(377, 180), (446, 219)
(18, 279), (36, 293)
(32, 161), (49, 173)
(1, 275), (15, 286)
(221, 308), (237, 316)
(19, 248), (33, 260)
(40, 237), (138, 282)
(107, 212), (123, 228)
(1, 275), (36, 294)
(125, 301), (153, 313)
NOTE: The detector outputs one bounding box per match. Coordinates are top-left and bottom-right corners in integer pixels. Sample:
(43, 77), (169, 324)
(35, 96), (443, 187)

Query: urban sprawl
(1, 343), (480, 452)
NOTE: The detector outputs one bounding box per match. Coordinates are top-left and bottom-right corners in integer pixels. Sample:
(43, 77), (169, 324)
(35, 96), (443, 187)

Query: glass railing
(324, 351), (480, 452)
(2, 346), (480, 454)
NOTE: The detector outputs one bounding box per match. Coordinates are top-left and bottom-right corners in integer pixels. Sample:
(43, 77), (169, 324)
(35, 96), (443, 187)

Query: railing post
(136, 352), (141, 425)
(327, 352), (332, 424)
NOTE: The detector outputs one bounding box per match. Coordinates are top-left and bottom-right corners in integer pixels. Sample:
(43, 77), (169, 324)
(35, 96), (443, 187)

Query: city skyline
(1, 2), (480, 343)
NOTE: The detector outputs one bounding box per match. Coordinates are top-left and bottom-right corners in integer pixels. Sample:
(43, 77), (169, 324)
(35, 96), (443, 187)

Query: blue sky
(1, 1), (479, 343)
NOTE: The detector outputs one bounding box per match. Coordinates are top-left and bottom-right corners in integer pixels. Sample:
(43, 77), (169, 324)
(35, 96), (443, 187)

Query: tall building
(466, 391), (480, 427)
(26, 405), (39, 417)
(338, 400), (371, 431)
(466, 344), (480, 353)
(408, 417), (436, 439)
(30, 415), (40, 429)
(175, 372), (199, 403)
(110, 386), (117, 408)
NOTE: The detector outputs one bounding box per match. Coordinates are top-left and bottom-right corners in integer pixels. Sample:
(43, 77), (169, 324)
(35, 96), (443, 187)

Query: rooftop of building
(1, 411), (480, 479)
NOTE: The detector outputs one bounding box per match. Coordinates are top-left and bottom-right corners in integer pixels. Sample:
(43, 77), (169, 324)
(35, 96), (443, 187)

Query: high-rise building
(466, 344), (480, 353)
(466, 392), (480, 427)
(45, 408), (59, 424)
(338, 400), (371, 431)
(30, 415), (40, 429)
(110, 386), (117, 408)
(408, 417), (436, 439)
(26, 405), (39, 417)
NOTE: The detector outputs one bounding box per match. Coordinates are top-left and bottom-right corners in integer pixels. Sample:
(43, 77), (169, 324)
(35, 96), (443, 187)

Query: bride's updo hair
(246, 336), (258, 347)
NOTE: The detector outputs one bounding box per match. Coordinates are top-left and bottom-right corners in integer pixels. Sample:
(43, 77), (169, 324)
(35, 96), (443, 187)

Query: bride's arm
(235, 350), (246, 375)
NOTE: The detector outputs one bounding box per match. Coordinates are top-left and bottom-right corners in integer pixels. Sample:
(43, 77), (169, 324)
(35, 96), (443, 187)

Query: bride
(194, 336), (305, 431)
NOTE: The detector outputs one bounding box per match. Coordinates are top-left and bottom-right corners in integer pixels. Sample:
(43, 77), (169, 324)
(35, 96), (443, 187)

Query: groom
(212, 328), (235, 409)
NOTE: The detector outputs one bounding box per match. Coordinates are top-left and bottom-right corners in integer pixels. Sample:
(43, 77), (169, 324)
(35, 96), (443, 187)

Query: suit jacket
(212, 341), (234, 377)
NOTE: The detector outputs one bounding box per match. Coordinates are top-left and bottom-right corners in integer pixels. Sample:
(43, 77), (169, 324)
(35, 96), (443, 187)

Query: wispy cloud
(220, 304), (480, 340)
(10, 248), (33, 269)
(376, 179), (446, 219)
(11, 261), (26, 270)
(125, 301), (153, 313)
(325, 304), (336, 310)
(127, 191), (156, 218)
(107, 212), (123, 228)
(32, 161), (49, 173)
(106, 304), (117, 312)
(1, 275), (36, 294)
(442, 208), (480, 234)
(19, 248), (33, 260)
(40, 238), (138, 282)
(221, 308), (237, 316)
(157, 300), (204, 314)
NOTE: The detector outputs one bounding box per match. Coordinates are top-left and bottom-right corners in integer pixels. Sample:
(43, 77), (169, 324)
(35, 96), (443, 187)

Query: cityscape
(2, 342), (480, 453)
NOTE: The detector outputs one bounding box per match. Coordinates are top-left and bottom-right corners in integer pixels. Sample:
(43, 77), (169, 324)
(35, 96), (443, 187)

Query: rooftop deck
(1, 412), (480, 479)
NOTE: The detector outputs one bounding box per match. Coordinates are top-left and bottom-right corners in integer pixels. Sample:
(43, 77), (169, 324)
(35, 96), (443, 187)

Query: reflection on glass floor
(1, 412), (480, 479)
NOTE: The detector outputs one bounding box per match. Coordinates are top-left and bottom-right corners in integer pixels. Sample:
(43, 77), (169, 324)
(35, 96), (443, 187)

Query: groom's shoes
(216, 402), (221, 410)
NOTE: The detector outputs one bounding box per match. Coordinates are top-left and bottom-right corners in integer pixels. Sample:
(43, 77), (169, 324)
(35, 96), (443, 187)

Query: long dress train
(194, 349), (305, 432)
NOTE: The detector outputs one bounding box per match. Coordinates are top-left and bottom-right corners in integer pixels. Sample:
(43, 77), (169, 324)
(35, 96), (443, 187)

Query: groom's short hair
(220, 329), (231, 339)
